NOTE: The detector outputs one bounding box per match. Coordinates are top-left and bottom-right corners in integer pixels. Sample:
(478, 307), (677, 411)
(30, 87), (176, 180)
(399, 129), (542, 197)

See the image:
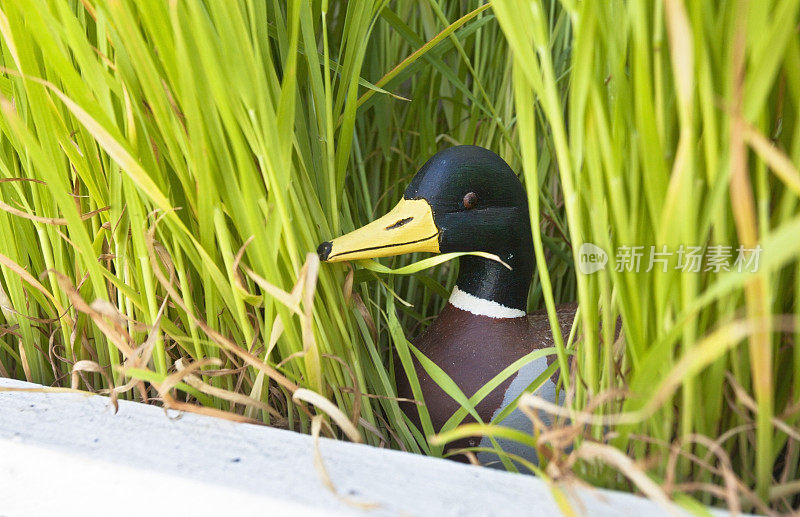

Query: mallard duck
(318, 145), (575, 464)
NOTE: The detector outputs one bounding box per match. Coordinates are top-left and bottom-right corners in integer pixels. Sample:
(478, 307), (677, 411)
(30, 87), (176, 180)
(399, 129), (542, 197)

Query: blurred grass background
(0, 0), (797, 513)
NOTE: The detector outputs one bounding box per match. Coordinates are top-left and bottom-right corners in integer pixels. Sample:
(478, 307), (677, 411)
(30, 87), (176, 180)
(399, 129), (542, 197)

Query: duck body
(318, 145), (573, 464)
(398, 299), (576, 460)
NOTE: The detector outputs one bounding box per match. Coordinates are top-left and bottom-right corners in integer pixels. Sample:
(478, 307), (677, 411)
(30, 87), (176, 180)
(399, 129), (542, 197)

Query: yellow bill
(318, 198), (440, 262)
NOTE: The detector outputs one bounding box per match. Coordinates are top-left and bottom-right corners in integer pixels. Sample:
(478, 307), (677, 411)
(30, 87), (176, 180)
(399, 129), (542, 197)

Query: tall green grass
(0, 0), (797, 513)
(0, 0), (543, 449)
(487, 0), (800, 512)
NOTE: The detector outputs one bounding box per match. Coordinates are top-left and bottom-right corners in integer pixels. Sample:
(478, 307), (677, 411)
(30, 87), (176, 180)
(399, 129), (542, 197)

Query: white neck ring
(447, 285), (526, 319)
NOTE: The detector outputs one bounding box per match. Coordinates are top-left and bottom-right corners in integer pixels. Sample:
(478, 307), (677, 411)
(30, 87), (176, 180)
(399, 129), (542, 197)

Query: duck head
(317, 145), (534, 314)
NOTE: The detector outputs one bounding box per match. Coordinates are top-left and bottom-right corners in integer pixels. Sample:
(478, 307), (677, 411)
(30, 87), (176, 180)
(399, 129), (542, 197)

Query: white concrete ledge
(0, 378), (729, 516)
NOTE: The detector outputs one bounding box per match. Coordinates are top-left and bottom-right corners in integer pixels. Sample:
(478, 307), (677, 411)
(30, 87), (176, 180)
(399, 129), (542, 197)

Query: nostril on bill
(317, 241), (332, 261)
(385, 217), (413, 231)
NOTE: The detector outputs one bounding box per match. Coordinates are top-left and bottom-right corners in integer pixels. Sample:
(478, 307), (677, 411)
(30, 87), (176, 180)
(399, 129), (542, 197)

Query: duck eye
(462, 192), (478, 210)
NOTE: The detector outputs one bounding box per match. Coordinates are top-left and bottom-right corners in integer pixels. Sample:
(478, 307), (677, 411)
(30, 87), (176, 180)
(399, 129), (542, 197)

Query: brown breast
(396, 303), (577, 454)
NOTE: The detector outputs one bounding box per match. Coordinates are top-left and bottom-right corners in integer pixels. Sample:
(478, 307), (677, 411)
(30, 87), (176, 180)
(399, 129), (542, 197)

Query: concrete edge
(0, 378), (735, 517)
